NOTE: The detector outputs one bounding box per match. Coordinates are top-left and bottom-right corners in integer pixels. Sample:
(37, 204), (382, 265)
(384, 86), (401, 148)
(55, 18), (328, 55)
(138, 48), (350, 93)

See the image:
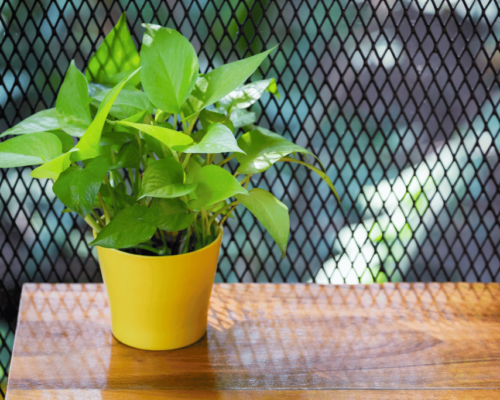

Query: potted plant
(0, 14), (337, 350)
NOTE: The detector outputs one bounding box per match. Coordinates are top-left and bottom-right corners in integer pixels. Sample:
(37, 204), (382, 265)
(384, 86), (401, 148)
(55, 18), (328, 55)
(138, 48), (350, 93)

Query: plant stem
(217, 155), (234, 166)
(84, 216), (102, 232)
(104, 174), (118, 212)
(136, 133), (148, 172)
(159, 229), (167, 253)
(137, 244), (166, 255)
(240, 175), (250, 187)
(244, 174), (252, 189)
(171, 150), (180, 162)
(90, 210), (104, 228)
(98, 192), (111, 224)
(208, 201), (239, 226)
(182, 153), (191, 169)
(219, 204), (238, 227)
(182, 225), (191, 254)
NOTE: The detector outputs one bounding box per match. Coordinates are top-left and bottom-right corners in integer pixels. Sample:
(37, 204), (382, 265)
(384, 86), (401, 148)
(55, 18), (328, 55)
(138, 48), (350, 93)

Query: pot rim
(93, 226), (223, 260)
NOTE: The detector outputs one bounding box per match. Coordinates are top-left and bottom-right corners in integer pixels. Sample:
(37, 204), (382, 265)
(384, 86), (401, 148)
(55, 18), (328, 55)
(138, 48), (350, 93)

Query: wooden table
(6, 283), (500, 399)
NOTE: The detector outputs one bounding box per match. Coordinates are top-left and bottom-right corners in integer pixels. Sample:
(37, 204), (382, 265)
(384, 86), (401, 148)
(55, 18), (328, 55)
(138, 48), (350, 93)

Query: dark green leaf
(139, 157), (197, 199)
(235, 188), (289, 257)
(235, 129), (313, 174)
(176, 123), (244, 154)
(85, 12), (141, 87)
(51, 131), (75, 153)
(182, 46), (277, 119)
(111, 142), (140, 169)
(0, 132), (63, 168)
(0, 109), (60, 137)
(52, 156), (110, 216)
(188, 165), (248, 210)
(141, 198), (194, 232)
(90, 205), (156, 249)
(56, 61), (92, 137)
(140, 24), (199, 114)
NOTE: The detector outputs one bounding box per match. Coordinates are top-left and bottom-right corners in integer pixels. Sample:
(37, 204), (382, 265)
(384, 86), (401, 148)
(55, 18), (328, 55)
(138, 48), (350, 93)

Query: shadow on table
(8, 282), (500, 392)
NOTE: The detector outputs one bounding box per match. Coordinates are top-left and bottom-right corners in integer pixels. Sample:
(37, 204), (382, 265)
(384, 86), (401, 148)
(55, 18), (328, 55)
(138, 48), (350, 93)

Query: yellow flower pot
(95, 230), (223, 351)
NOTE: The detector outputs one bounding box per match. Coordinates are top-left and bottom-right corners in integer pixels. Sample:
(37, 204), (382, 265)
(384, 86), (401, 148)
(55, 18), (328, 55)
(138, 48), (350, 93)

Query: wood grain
(6, 283), (500, 399)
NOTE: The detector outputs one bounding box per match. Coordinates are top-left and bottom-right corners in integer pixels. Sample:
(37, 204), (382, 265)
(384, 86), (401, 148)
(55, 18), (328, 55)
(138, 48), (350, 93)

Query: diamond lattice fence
(1, 0), (500, 396)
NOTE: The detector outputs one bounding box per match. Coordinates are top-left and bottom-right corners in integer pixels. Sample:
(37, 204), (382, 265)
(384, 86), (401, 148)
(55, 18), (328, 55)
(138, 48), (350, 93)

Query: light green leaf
(141, 198), (194, 232)
(139, 157), (197, 199)
(0, 109), (60, 137)
(188, 165), (248, 210)
(177, 123), (245, 154)
(235, 129), (313, 174)
(235, 188), (289, 258)
(71, 68), (140, 162)
(141, 24), (199, 114)
(56, 61), (92, 137)
(230, 109), (257, 129)
(90, 205), (157, 249)
(31, 149), (78, 180)
(115, 121), (193, 149)
(85, 12), (141, 87)
(52, 156), (110, 216)
(182, 46), (276, 119)
(217, 78), (279, 112)
(0, 132), (62, 168)
(199, 110), (234, 132)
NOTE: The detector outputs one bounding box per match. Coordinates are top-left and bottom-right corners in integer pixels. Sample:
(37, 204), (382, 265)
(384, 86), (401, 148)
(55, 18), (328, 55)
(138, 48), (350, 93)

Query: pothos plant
(0, 14), (337, 257)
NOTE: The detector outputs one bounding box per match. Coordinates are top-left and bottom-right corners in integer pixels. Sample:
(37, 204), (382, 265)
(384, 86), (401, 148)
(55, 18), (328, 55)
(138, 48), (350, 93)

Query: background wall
(1, 0), (500, 396)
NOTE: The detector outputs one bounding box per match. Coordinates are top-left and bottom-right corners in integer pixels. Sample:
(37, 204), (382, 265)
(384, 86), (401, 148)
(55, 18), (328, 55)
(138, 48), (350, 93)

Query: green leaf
(110, 142), (140, 169)
(0, 109), (60, 137)
(90, 205), (157, 249)
(31, 150), (78, 180)
(177, 123), (245, 154)
(186, 156), (202, 184)
(52, 156), (110, 216)
(139, 157), (197, 199)
(188, 165), (248, 210)
(199, 110), (234, 132)
(85, 12), (141, 87)
(182, 46), (276, 119)
(0, 132), (62, 168)
(230, 109), (257, 129)
(140, 24), (199, 114)
(141, 198), (194, 232)
(217, 78), (280, 112)
(71, 68), (140, 162)
(115, 121), (193, 149)
(51, 131), (75, 153)
(235, 129), (313, 174)
(56, 61), (92, 137)
(92, 89), (154, 120)
(235, 188), (289, 258)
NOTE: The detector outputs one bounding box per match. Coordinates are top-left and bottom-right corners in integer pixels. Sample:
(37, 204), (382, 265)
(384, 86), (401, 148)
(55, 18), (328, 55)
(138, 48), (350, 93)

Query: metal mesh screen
(1, 0), (500, 395)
